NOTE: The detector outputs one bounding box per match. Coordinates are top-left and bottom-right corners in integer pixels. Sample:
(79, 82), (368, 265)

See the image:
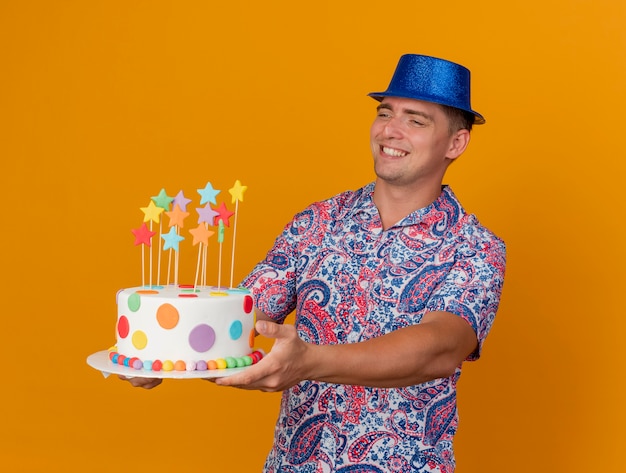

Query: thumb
(255, 319), (282, 338)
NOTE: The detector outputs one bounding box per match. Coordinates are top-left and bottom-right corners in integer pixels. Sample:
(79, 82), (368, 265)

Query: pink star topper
(213, 202), (235, 227)
(131, 223), (156, 246)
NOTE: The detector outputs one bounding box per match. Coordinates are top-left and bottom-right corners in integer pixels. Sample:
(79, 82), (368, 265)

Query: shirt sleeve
(240, 219), (300, 323)
(425, 230), (506, 361)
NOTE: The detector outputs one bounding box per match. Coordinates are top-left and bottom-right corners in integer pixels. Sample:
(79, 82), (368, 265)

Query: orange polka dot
(249, 328), (255, 349)
(156, 303), (179, 329)
(136, 290), (159, 295)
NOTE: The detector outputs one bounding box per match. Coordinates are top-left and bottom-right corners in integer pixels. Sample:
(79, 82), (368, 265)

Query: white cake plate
(86, 350), (254, 379)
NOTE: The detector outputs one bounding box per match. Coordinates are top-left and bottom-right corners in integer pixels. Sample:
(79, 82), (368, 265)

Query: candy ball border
(108, 349), (264, 372)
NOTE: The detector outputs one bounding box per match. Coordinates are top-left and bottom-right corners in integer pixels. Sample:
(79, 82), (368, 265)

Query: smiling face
(369, 97), (470, 192)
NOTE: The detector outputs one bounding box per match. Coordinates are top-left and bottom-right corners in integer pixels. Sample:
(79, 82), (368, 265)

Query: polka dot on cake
(156, 303), (179, 329)
(117, 316), (129, 338)
(249, 328), (255, 349)
(132, 330), (148, 350)
(243, 295), (253, 313)
(188, 324), (215, 353)
(128, 293), (141, 312)
(229, 320), (243, 340)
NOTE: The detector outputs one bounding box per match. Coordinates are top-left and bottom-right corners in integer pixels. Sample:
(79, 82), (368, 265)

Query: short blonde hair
(440, 104), (475, 134)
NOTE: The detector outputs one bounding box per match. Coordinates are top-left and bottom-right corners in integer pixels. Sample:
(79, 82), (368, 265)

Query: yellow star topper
(140, 200), (164, 224)
(228, 180), (247, 204)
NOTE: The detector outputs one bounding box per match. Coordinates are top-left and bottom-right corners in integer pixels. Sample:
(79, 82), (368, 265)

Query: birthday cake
(102, 181), (263, 374)
(110, 285), (261, 372)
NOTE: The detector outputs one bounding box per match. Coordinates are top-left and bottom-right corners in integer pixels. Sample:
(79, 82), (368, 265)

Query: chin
(374, 164), (402, 183)
(375, 172), (404, 185)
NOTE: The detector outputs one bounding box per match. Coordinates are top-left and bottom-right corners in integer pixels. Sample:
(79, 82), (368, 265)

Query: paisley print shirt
(242, 183), (506, 473)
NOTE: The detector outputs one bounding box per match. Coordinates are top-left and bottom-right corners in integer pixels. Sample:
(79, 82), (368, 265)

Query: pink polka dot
(243, 295), (253, 314)
(117, 316), (129, 338)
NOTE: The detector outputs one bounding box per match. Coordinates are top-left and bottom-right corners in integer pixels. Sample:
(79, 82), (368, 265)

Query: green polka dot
(128, 293), (141, 312)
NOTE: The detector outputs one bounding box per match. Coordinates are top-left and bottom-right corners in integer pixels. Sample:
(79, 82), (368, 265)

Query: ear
(446, 129), (471, 161)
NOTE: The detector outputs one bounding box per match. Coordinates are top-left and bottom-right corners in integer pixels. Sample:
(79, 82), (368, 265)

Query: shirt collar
(352, 183), (465, 233)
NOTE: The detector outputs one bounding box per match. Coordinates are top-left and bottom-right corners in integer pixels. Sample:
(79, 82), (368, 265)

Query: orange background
(1, 1), (625, 471)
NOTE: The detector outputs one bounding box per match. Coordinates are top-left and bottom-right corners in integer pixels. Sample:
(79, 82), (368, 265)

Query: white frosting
(115, 286), (255, 363)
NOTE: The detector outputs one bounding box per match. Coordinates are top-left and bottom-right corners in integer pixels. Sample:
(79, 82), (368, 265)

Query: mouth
(381, 146), (408, 157)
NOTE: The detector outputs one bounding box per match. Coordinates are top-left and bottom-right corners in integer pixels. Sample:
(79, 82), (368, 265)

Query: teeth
(382, 146), (407, 157)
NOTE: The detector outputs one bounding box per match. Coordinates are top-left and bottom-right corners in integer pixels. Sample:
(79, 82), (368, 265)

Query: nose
(381, 117), (403, 139)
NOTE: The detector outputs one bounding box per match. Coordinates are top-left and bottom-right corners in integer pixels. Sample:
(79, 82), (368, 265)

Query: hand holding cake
(117, 374), (162, 389)
(215, 317), (311, 392)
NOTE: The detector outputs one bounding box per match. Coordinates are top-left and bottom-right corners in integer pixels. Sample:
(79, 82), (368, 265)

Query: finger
(255, 319), (284, 338)
(118, 375), (163, 389)
(215, 362), (265, 388)
(133, 378), (162, 389)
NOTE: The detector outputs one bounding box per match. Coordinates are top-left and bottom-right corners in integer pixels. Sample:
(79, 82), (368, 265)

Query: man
(125, 54), (506, 472)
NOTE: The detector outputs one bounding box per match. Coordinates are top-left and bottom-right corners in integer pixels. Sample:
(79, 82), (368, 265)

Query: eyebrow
(376, 102), (434, 122)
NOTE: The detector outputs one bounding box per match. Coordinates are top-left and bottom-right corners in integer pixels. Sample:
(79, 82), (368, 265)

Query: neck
(372, 179), (443, 230)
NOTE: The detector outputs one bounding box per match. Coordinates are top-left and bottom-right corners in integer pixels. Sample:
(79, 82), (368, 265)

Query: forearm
(304, 311), (477, 388)
(217, 310), (477, 392)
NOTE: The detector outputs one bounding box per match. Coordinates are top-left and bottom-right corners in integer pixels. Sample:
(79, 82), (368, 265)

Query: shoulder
(458, 214), (505, 248)
(452, 214), (506, 276)
(294, 183), (373, 223)
(441, 187), (506, 255)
